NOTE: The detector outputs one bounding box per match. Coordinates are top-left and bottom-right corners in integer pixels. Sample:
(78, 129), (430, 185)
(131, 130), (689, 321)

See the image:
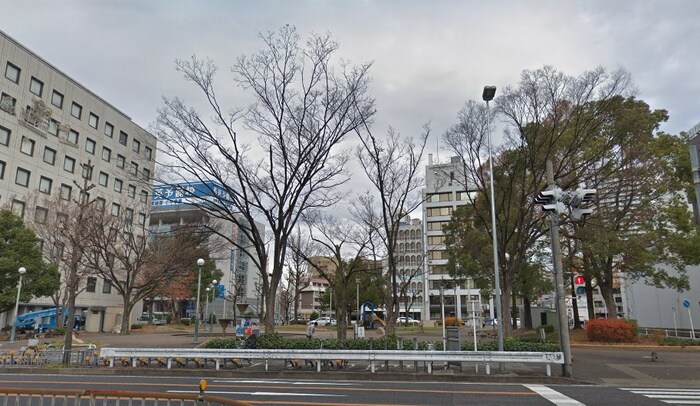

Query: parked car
(397, 316), (420, 325)
(307, 316), (337, 326)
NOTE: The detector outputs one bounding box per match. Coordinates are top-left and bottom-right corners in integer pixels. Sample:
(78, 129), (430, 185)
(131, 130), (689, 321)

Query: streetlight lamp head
(482, 86), (497, 102)
(206, 287), (210, 292)
(18, 267), (26, 275)
(197, 258), (204, 267)
(212, 279), (217, 285)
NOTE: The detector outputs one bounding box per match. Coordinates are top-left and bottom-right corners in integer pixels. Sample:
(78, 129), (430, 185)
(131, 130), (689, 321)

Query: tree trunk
(501, 282), (512, 336)
(598, 281), (618, 319)
(120, 298), (132, 335)
(62, 273), (77, 364)
(585, 279), (595, 320)
(523, 296), (533, 330)
(336, 284), (348, 340)
(570, 273), (583, 329)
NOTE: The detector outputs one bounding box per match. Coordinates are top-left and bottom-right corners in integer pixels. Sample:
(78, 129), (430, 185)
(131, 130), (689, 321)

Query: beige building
(0, 29), (156, 332)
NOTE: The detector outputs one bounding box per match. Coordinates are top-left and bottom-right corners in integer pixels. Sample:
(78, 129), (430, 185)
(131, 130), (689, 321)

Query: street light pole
(193, 258), (204, 344)
(209, 279), (217, 332)
(482, 85), (505, 359)
(205, 287), (211, 330)
(9, 267), (27, 343)
(440, 283), (446, 351)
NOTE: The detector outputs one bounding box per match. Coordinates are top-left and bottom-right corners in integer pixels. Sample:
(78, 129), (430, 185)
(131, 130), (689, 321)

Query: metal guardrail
(99, 348), (564, 376)
(0, 349), (101, 367)
(0, 387), (251, 405)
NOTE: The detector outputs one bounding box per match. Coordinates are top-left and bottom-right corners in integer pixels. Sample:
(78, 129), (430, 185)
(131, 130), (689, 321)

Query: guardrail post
(413, 338), (418, 371)
(486, 363), (491, 375)
(167, 358), (172, 369)
(546, 363), (551, 377)
(215, 359), (220, 371)
(109, 357), (114, 367)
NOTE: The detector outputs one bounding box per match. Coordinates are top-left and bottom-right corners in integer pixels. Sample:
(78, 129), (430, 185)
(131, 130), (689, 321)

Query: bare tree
(355, 127), (429, 334)
(286, 231), (312, 321)
(154, 26), (375, 332)
(296, 211), (376, 339)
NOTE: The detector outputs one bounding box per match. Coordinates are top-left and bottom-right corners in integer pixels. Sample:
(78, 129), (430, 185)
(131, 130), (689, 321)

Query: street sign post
(683, 299), (695, 339)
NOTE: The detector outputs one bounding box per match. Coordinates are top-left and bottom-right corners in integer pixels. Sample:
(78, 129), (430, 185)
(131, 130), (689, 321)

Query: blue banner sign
(152, 181), (230, 208)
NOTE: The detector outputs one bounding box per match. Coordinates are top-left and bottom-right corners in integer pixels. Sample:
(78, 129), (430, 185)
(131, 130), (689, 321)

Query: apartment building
(396, 216), (424, 320)
(150, 181), (264, 320)
(0, 29), (157, 332)
(421, 155), (483, 324)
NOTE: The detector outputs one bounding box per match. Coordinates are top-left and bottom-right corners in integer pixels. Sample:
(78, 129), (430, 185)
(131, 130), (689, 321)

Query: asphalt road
(1, 373), (699, 405)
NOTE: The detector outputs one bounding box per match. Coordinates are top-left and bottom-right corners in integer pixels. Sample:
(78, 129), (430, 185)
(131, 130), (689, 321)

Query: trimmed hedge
(586, 319), (637, 342)
(659, 337), (700, 346)
(204, 332), (559, 352)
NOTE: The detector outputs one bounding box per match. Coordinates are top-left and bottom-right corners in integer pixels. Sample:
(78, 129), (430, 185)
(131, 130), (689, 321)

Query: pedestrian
(306, 322), (316, 339)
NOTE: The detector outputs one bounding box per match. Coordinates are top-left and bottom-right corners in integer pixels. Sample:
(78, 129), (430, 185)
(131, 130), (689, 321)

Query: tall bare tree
(154, 26), (375, 332)
(355, 127), (429, 334)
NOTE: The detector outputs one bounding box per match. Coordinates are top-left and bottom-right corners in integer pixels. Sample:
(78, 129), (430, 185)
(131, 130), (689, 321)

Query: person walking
(306, 322), (316, 339)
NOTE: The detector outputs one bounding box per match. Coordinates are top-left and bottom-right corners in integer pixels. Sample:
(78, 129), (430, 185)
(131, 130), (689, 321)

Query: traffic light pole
(546, 160), (573, 377)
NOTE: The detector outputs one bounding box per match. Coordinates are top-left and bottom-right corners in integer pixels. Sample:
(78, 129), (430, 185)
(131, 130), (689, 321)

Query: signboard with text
(151, 181), (231, 208)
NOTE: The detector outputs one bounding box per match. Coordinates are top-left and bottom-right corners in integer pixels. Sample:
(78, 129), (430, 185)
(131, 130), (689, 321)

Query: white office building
(0, 29), (156, 332)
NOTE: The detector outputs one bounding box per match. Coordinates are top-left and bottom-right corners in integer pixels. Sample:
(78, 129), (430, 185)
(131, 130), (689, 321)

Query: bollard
(198, 379), (207, 402)
(651, 351), (659, 362)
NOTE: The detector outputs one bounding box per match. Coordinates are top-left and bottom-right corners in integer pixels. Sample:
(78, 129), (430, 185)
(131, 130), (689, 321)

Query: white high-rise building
(421, 155), (482, 324)
(0, 29), (156, 332)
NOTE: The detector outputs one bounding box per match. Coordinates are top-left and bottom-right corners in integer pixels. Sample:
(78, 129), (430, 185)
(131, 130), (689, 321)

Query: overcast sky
(2, 1), (698, 187)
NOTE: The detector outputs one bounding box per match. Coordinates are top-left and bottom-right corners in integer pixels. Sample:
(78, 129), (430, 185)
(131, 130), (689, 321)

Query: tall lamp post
(9, 267), (27, 343)
(209, 279), (218, 332)
(482, 85), (505, 359)
(193, 258), (204, 344)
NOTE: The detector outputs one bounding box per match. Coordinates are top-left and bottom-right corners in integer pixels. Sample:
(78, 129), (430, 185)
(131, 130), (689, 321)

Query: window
(88, 113), (98, 129)
(102, 147), (111, 162)
(20, 136), (34, 156)
(81, 165), (92, 180)
(119, 131), (128, 145)
(104, 122), (113, 138)
(43, 147), (56, 165)
(427, 192), (452, 203)
(79, 190), (90, 203)
(0, 92), (17, 114)
(67, 129), (79, 145)
(111, 202), (120, 216)
(51, 90), (64, 109)
(5, 62), (20, 83)
(34, 206), (48, 224)
(127, 184), (136, 198)
(15, 167), (30, 187)
(137, 212), (146, 225)
(114, 178), (123, 193)
(0, 160), (5, 179)
(63, 156), (76, 173)
(426, 206), (453, 217)
(116, 154), (125, 169)
(95, 197), (105, 211)
(142, 168), (150, 181)
(0, 126), (9, 145)
(132, 139), (140, 153)
(427, 235), (446, 245)
(145, 146), (152, 160)
(39, 176), (52, 194)
(140, 190), (148, 203)
(85, 138), (96, 154)
(86, 277), (97, 293)
(60, 184), (72, 200)
(98, 171), (109, 187)
(125, 208), (133, 222)
(71, 102), (82, 119)
(130, 161), (138, 175)
(29, 77), (43, 97)
(48, 119), (59, 136)
(102, 279), (112, 294)
(11, 200), (25, 218)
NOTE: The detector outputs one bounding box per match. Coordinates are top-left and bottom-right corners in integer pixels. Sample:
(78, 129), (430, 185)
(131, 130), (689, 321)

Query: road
(1, 374), (699, 405)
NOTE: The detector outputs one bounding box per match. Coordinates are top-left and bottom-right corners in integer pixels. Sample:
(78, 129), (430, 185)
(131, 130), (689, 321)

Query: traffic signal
(570, 188), (596, 221)
(535, 187), (565, 213)
(573, 275), (585, 296)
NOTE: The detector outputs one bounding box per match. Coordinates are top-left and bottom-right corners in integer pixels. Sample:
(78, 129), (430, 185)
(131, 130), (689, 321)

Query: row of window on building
(3, 61), (153, 160)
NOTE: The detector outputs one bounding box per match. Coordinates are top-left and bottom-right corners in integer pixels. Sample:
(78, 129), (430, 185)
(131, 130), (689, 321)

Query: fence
(0, 387), (251, 406)
(0, 348), (100, 367)
(99, 347), (564, 376)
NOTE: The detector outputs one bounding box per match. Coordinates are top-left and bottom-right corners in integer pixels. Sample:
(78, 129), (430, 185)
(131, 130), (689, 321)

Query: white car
(308, 317), (337, 326)
(397, 317), (419, 325)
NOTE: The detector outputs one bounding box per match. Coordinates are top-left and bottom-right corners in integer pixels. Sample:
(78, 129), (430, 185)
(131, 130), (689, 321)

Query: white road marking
(212, 379), (357, 386)
(621, 387), (700, 404)
(524, 385), (585, 405)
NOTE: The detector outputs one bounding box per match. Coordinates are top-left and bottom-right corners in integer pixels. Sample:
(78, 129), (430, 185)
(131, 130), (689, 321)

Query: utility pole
(545, 160), (572, 377)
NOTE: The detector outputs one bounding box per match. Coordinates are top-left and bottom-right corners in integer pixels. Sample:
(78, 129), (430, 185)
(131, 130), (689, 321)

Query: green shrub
(53, 327), (65, 335)
(130, 324), (143, 330)
(181, 318), (191, 326)
(659, 337), (700, 346)
(538, 324), (554, 334)
(586, 319), (636, 342)
(476, 336), (560, 352)
(166, 314), (173, 324)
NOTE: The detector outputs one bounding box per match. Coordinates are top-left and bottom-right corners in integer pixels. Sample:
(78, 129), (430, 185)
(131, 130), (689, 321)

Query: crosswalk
(621, 388), (700, 404)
